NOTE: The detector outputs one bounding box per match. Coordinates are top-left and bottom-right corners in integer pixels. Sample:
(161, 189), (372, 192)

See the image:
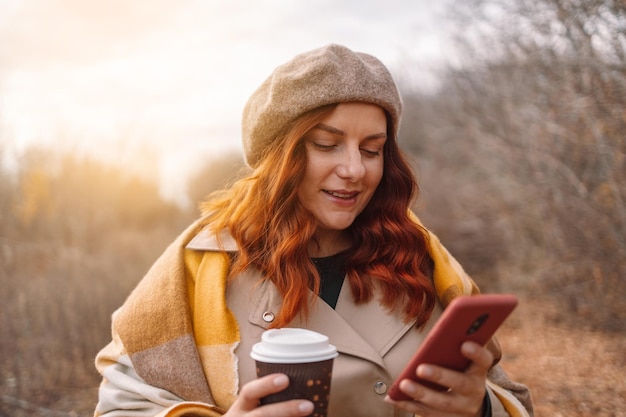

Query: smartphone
(387, 294), (518, 401)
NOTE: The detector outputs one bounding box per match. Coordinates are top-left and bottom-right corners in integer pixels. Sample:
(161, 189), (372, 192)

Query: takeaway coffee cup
(250, 328), (338, 416)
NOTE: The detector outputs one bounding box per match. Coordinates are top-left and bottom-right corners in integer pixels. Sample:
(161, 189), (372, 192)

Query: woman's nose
(336, 147), (365, 181)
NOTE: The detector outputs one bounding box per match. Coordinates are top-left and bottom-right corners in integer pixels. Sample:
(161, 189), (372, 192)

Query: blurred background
(0, 0), (624, 416)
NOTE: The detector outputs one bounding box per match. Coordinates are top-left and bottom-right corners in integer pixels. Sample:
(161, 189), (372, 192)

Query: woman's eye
(361, 148), (381, 157)
(312, 142), (335, 151)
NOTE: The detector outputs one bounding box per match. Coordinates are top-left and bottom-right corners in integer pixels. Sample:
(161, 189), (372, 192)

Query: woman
(94, 44), (533, 417)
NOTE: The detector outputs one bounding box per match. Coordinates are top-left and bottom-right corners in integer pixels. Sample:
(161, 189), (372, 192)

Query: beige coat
(94, 222), (533, 417)
(189, 229), (532, 417)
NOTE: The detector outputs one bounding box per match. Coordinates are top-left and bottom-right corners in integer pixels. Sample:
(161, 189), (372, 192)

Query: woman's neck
(308, 229), (352, 258)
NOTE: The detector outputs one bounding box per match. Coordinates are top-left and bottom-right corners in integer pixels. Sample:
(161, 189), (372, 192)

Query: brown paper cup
(251, 328), (338, 417)
(256, 358), (334, 416)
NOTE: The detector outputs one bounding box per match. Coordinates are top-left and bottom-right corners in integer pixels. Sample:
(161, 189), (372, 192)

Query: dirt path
(496, 297), (625, 416)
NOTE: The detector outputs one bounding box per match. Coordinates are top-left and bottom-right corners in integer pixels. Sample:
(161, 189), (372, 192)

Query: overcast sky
(0, 0), (457, 202)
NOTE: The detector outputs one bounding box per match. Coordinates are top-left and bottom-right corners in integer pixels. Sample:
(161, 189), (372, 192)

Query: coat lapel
(247, 277), (416, 369)
(334, 283), (417, 357)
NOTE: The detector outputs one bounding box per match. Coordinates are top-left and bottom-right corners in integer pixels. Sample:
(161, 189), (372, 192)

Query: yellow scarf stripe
(189, 250), (240, 346)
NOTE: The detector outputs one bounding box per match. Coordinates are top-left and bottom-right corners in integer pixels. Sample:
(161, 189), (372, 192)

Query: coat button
(262, 311), (275, 323)
(373, 381), (387, 395)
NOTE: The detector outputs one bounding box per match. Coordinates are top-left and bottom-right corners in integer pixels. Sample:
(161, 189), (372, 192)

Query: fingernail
(273, 374), (289, 386)
(418, 365), (433, 377)
(399, 378), (418, 395)
(464, 342), (477, 354)
(299, 401), (314, 413)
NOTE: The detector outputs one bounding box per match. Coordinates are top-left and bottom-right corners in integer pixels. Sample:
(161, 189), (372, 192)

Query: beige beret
(241, 44), (403, 167)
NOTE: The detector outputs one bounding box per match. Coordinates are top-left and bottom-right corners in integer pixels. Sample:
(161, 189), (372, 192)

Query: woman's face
(298, 102), (387, 233)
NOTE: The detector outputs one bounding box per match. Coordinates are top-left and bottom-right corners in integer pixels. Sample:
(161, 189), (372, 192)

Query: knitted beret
(241, 44), (403, 167)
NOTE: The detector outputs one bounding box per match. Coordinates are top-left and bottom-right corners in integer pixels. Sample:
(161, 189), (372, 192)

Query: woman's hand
(384, 341), (492, 417)
(224, 373), (314, 417)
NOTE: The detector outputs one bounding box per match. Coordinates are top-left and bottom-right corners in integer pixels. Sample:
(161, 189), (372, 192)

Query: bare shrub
(0, 143), (246, 415)
(404, 0), (626, 330)
(0, 148), (188, 415)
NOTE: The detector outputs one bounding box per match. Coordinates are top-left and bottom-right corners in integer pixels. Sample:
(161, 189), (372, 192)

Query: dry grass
(0, 225), (185, 417)
(497, 296), (626, 417)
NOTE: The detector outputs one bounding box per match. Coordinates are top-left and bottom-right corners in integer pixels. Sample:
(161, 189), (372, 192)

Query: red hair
(201, 104), (436, 328)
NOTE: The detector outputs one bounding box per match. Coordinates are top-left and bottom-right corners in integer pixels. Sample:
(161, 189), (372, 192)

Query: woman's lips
(322, 189), (359, 206)
(323, 190), (358, 199)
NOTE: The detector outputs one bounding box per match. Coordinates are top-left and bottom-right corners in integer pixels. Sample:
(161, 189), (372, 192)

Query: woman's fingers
(407, 342), (490, 394)
(461, 341), (494, 373)
(384, 342), (492, 416)
(230, 373), (314, 417)
(235, 374), (286, 410)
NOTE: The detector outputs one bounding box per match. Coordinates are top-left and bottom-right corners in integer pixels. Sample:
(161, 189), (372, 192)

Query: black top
(311, 251), (347, 309)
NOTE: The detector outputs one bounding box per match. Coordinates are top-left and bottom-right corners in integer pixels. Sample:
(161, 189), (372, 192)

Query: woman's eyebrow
(314, 123), (387, 140)
(315, 123), (344, 136)
(364, 132), (387, 141)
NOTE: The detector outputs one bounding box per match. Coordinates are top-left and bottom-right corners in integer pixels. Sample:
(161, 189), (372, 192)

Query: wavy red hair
(201, 104), (436, 328)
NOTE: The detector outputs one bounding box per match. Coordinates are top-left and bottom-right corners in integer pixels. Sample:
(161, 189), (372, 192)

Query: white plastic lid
(250, 328), (338, 364)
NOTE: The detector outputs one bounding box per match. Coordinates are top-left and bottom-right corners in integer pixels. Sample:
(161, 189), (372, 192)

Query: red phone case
(387, 294), (518, 401)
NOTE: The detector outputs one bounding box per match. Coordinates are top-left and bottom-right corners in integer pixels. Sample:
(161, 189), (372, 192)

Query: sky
(0, 0), (457, 204)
